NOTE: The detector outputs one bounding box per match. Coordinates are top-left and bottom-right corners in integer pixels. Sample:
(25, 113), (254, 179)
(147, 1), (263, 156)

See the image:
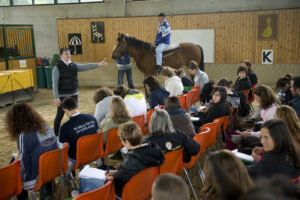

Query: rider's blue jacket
(155, 19), (171, 45)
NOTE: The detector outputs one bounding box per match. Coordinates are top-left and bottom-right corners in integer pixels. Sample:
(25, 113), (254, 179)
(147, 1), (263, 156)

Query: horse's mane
(124, 35), (152, 51)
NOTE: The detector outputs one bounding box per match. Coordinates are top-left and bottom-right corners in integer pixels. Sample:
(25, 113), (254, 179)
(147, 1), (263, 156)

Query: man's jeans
(79, 177), (105, 194)
(155, 43), (169, 66)
(118, 68), (134, 89)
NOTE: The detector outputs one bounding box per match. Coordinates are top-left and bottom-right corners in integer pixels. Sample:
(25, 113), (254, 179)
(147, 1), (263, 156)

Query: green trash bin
(36, 66), (47, 88)
(44, 66), (54, 89)
(50, 54), (59, 67)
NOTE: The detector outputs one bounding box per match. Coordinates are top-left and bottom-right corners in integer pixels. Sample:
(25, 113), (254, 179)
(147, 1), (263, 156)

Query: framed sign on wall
(258, 14), (278, 40)
(91, 22), (105, 43)
(68, 33), (82, 55)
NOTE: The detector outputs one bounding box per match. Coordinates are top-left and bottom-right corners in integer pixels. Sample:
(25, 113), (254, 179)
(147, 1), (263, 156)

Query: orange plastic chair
(29, 143), (69, 197)
(122, 166), (159, 200)
(242, 89), (251, 104)
(183, 127), (211, 200)
(73, 180), (116, 200)
(201, 120), (218, 148)
(102, 128), (123, 157)
(146, 108), (158, 134)
(178, 94), (186, 110)
(159, 148), (183, 175)
(0, 160), (23, 200)
(72, 132), (103, 171)
(215, 116), (230, 142)
(185, 90), (197, 110)
(132, 114), (146, 135)
(191, 85), (200, 103)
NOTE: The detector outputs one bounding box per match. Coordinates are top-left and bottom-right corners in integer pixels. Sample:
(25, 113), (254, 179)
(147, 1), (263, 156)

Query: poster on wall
(68, 33), (82, 55)
(258, 14), (278, 40)
(91, 22), (105, 43)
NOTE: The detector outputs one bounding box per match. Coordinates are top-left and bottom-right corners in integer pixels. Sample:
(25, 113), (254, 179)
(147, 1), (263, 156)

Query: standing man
(154, 12), (171, 73)
(289, 76), (300, 118)
(116, 53), (134, 89)
(52, 47), (107, 136)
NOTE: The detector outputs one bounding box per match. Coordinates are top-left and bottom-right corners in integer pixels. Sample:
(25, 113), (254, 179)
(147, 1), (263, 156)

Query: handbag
(55, 141), (72, 200)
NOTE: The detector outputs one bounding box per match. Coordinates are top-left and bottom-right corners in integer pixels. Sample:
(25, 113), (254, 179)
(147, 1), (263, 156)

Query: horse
(112, 33), (204, 75)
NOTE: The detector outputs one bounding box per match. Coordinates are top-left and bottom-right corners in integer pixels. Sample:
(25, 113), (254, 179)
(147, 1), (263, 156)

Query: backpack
(200, 81), (215, 104)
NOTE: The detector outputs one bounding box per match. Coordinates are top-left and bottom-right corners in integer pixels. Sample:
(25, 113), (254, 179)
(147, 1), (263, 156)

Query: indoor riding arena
(0, 0), (300, 200)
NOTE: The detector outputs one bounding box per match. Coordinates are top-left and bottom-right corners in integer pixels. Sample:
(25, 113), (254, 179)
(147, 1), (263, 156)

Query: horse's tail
(197, 45), (205, 71)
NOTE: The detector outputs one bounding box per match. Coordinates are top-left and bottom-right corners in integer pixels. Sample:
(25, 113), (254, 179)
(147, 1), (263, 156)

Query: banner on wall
(68, 33), (82, 55)
(258, 14), (278, 40)
(91, 22), (105, 43)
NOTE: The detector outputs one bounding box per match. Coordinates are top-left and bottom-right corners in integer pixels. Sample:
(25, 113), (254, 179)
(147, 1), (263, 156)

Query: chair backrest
(103, 128), (123, 157)
(122, 166), (159, 200)
(191, 85), (200, 103)
(0, 160), (23, 199)
(132, 114), (146, 135)
(183, 127), (211, 169)
(34, 143), (69, 191)
(249, 83), (258, 104)
(242, 89), (251, 104)
(146, 108), (157, 134)
(185, 90), (197, 110)
(215, 116), (229, 135)
(201, 120), (218, 147)
(178, 94), (186, 110)
(73, 132), (103, 170)
(159, 148), (183, 175)
(73, 180), (116, 200)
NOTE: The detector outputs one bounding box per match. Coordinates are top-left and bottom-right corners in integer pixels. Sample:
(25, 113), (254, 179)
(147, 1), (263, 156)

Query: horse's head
(112, 33), (127, 60)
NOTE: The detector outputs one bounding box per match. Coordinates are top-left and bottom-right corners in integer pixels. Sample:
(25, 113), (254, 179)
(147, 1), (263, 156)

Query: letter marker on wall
(262, 50), (273, 64)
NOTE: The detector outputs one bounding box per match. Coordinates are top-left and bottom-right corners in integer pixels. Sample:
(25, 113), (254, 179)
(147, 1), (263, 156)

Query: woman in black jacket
(145, 109), (200, 162)
(193, 86), (231, 129)
(247, 119), (300, 179)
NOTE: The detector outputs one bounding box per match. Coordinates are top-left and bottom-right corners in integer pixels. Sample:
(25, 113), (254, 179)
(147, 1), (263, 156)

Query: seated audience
(160, 66), (184, 96)
(143, 75), (169, 109)
(187, 60), (208, 93)
(247, 119), (300, 179)
(241, 60), (258, 86)
(165, 96), (196, 138)
(217, 78), (250, 117)
(193, 86), (231, 129)
(152, 173), (190, 200)
(240, 84), (279, 138)
(113, 85), (147, 117)
(289, 76), (300, 118)
(275, 105), (300, 144)
(59, 97), (98, 172)
(145, 109), (200, 162)
(233, 66), (251, 92)
(99, 96), (131, 144)
(201, 149), (253, 200)
(106, 122), (164, 197)
(5, 103), (58, 199)
(93, 87), (113, 125)
(175, 68), (194, 91)
(275, 77), (293, 105)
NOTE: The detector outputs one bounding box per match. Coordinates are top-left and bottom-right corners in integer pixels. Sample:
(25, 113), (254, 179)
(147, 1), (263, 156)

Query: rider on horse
(154, 12), (171, 73)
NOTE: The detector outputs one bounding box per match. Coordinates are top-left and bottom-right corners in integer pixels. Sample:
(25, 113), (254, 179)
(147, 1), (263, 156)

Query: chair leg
(69, 171), (78, 190)
(183, 168), (199, 200)
(196, 161), (205, 184)
(29, 190), (37, 200)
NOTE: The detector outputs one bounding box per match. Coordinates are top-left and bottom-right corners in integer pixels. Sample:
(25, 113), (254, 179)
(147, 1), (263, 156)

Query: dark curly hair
(93, 87), (113, 104)
(5, 102), (46, 140)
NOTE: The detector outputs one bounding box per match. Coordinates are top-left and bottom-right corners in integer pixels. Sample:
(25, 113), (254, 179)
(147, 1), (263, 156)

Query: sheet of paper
(79, 165), (107, 180)
(191, 116), (200, 121)
(232, 149), (254, 162)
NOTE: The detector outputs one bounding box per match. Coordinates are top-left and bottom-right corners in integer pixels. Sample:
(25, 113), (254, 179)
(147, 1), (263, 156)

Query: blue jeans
(155, 43), (169, 66)
(118, 68), (134, 89)
(79, 178), (106, 194)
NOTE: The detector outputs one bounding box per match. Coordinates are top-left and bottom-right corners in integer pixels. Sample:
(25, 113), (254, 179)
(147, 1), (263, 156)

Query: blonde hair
(276, 105), (300, 144)
(160, 66), (175, 77)
(109, 96), (131, 124)
(118, 122), (142, 146)
(201, 149), (253, 200)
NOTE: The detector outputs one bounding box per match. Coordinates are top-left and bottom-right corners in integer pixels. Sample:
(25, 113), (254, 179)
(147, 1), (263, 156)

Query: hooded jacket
(149, 87), (170, 109)
(113, 142), (164, 196)
(165, 76), (184, 96)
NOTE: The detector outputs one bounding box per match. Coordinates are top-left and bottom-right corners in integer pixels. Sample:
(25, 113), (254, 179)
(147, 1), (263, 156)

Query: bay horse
(112, 33), (204, 75)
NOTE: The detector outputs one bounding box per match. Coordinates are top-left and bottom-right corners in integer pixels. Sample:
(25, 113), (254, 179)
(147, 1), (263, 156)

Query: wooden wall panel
(57, 8), (300, 64)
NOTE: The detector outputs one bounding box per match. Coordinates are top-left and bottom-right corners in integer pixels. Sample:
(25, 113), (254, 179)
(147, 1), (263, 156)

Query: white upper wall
(1, 0), (299, 57)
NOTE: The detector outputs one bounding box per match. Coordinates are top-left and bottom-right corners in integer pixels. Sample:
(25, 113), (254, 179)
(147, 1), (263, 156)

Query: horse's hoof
(154, 67), (162, 75)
